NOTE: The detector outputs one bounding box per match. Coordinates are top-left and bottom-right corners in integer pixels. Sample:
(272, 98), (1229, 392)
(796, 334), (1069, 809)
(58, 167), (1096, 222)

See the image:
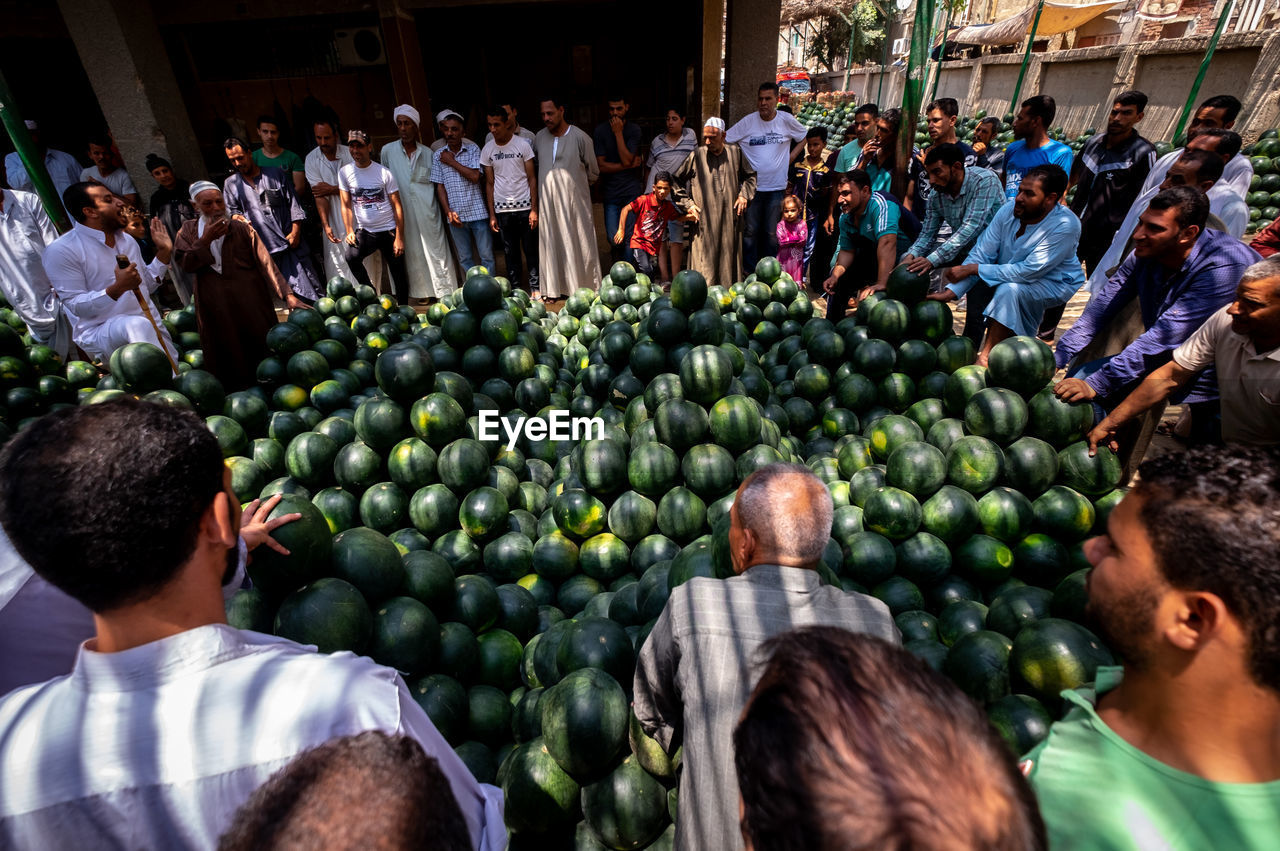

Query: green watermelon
(540, 667), (629, 778)
(1057, 442), (1123, 496)
(1009, 618), (1114, 706)
(986, 335), (1055, 397)
(274, 577), (372, 654)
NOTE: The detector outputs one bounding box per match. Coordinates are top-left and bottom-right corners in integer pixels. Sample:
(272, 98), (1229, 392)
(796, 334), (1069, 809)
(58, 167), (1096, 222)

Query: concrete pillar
(701, 0), (726, 123)
(55, 0), (203, 212)
(1239, 31), (1280, 140)
(724, 0), (783, 123)
(379, 0), (435, 144)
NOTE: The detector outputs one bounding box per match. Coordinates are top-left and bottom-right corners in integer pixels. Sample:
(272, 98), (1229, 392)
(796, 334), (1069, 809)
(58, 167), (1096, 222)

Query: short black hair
(218, 732), (471, 851)
(0, 399), (226, 613)
(1175, 149), (1224, 184)
(978, 116), (1001, 131)
(1194, 128), (1243, 160)
(878, 108), (902, 136)
(806, 126), (829, 142)
(652, 171), (674, 187)
(926, 97), (959, 118)
(735, 628), (1047, 850)
(257, 115), (279, 129)
(854, 103), (879, 119)
(1021, 95), (1056, 128)
(759, 81), (780, 96)
(62, 180), (105, 224)
(1147, 185), (1210, 231)
(1114, 90), (1148, 112)
(841, 168), (872, 191)
(665, 105), (687, 118)
(223, 136), (249, 153)
(86, 133), (113, 150)
(1199, 95), (1242, 123)
(539, 95), (566, 109)
(1022, 163), (1068, 198)
(1134, 446), (1280, 692)
(606, 94), (627, 105)
(924, 142), (966, 167)
(313, 119), (337, 134)
(486, 104), (510, 120)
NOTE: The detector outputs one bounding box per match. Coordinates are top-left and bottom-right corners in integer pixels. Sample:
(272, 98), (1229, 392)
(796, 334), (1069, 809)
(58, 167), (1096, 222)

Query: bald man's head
(730, 463), (833, 572)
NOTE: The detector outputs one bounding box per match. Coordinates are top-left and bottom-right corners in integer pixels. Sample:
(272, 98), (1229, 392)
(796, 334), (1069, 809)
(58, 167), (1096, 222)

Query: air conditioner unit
(892, 37), (909, 54)
(335, 28), (386, 67)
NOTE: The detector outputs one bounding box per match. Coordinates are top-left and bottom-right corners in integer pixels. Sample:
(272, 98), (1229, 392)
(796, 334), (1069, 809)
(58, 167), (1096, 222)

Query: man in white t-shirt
(481, 105), (539, 295)
(726, 82), (808, 271)
(79, 134), (138, 208)
(338, 130), (408, 303)
(483, 101), (536, 146)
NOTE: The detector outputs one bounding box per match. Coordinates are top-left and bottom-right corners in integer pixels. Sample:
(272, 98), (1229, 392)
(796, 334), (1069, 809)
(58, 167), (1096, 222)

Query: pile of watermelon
(75, 258), (1129, 848)
(1245, 130), (1280, 235)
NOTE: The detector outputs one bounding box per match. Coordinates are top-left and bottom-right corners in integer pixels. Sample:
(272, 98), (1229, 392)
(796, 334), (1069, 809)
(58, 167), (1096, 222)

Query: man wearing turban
(174, 181), (305, 389)
(379, 104), (459, 301)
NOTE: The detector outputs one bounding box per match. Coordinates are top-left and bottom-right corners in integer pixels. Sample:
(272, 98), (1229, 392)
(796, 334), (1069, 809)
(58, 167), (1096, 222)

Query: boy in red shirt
(614, 171), (696, 281)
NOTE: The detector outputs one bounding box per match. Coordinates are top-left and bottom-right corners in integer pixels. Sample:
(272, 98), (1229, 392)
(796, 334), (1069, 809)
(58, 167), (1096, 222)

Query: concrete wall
(1132, 47), (1263, 139)
(1040, 58), (1118, 133)
(815, 30), (1280, 142)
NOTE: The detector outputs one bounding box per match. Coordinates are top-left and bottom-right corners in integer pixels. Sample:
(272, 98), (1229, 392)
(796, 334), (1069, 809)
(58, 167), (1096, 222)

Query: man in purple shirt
(1055, 186), (1260, 436)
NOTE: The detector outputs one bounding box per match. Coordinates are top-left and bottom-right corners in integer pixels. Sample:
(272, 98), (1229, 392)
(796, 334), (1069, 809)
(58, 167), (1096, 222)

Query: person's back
(1023, 445), (1280, 850)
(634, 463), (898, 850)
(0, 400), (503, 850)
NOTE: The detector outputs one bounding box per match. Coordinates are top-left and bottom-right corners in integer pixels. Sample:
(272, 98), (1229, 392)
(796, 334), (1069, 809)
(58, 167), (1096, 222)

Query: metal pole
(1008, 0), (1048, 119)
(930, 5), (955, 101)
(1172, 0), (1236, 143)
(842, 15), (858, 91)
(877, 16), (892, 104)
(0, 70), (70, 232)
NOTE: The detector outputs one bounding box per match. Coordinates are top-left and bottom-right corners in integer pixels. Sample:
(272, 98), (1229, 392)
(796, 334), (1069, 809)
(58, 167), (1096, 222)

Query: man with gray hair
(634, 463), (898, 851)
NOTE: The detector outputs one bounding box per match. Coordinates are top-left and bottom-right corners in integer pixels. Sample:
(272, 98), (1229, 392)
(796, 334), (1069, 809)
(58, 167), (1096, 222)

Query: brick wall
(1138, 0), (1219, 42)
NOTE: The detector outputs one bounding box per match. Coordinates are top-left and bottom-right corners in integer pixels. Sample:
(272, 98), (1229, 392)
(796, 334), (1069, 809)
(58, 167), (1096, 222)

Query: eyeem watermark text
(477, 410), (605, 450)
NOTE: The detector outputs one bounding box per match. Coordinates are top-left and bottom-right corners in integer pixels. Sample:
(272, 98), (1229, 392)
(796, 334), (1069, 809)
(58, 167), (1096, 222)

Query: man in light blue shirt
(4, 121), (81, 219)
(928, 164), (1083, 363)
(1000, 95), (1074, 200)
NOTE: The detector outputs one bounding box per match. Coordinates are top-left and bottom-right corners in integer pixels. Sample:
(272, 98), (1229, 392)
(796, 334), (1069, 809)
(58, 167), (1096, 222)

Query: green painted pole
(901, 0), (938, 197)
(1008, 0), (1047, 119)
(930, 5), (955, 101)
(1172, 0), (1235, 143)
(0, 71), (69, 232)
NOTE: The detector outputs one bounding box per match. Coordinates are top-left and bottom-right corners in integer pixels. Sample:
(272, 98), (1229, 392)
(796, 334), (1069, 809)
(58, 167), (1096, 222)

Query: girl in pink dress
(776, 195), (808, 285)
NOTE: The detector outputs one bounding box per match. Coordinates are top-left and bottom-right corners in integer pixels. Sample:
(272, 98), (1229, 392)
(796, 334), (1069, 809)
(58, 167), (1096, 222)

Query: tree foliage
(804, 1), (888, 71)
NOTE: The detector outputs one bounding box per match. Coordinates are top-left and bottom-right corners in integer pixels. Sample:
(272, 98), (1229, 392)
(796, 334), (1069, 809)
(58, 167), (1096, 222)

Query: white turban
(393, 104), (420, 127)
(703, 117), (726, 132)
(189, 180), (219, 202)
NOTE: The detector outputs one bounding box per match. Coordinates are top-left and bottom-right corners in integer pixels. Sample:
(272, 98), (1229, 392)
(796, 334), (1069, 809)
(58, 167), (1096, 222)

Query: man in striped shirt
(634, 463), (898, 851)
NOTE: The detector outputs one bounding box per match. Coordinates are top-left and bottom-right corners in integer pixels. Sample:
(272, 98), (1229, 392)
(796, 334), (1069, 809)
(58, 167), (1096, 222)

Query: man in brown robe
(175, 181), (305, 389)
(671, 118), (757, 287)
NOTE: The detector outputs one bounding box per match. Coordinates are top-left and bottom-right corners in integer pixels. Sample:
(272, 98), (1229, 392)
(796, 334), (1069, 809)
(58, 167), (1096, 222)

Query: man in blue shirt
(1001, 95), (1073, 200)
(594, 96), (643, 265)
(821, 170), (908, 319)
(928, 165), (1083, 363)
(1055, 186), (1261, 438)
(222, 137), (320, 303)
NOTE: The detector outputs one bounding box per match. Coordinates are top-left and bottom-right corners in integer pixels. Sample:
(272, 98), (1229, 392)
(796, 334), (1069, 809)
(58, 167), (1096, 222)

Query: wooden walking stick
(116, 254), (179, 373)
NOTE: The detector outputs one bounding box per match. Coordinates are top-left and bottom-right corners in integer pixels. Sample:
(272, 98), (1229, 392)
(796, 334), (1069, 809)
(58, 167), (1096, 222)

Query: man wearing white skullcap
(380, 105), (459, 300)
(4, 120), (82, 217)
(667, 116), (757, 286)
(174, 181), (303, 388)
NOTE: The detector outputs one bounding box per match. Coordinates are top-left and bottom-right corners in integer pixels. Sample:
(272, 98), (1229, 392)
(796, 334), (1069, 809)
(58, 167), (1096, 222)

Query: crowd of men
(0, 397), (1276, 850)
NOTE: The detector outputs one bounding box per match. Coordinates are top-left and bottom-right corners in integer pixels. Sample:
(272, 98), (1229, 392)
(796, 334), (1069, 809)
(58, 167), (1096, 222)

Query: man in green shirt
(822, 170), (907, 319)
(1023, 444), (1280, 850)
(252, 115), (307, 198)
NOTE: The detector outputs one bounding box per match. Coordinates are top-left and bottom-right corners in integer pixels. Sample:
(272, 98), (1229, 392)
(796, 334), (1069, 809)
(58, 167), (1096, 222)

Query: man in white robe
(0, 400), (505, 850)
(380, 104), (459, 301)
(533, 97), (601, 299)
(0, 188), (73, 358)
(41, 181), (178, 363)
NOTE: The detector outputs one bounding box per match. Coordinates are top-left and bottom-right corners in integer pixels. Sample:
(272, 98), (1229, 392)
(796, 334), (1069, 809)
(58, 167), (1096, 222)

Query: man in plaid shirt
(902, 143), (1004, 276)
(432, 111), (495, 273)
